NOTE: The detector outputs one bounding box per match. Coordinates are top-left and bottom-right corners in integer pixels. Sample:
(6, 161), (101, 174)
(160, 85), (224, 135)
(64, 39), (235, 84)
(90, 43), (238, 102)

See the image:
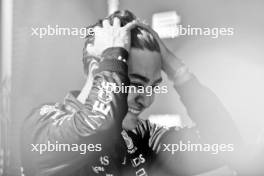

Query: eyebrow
(129, 73), (162, 85)
(153, 77), (163, 85)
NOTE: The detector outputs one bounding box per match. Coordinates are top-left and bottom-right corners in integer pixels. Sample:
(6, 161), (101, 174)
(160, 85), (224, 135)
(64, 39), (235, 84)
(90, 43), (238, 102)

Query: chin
(122, 112), (140, 130)
(127, 112), (139, 120)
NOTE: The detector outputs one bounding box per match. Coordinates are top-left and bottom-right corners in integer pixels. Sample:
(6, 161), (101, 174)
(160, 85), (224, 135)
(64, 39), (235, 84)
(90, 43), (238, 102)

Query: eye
(152, 84), (159, 88)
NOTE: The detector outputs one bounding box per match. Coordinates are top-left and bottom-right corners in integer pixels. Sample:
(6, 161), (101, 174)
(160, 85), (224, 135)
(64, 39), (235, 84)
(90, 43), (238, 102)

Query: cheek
(147, 94), (155, 107)
(127, 93), (137, 105)
(150, 94), (155, 104)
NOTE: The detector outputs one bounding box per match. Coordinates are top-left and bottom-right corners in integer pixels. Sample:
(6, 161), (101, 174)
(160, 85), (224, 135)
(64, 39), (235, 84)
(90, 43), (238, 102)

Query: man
(21, 10), (249, 176)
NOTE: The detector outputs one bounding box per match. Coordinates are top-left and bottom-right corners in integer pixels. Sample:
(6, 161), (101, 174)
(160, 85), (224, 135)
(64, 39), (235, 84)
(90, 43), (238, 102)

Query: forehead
(127, 49), (162, 82)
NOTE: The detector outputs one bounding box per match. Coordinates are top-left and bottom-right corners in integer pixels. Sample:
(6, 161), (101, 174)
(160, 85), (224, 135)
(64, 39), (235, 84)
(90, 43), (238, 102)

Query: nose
(135, 93), (154, 109)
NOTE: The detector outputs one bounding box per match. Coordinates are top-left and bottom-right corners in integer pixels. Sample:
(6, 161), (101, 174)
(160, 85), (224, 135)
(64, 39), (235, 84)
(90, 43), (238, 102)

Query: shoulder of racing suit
(20, 47), (130, 176)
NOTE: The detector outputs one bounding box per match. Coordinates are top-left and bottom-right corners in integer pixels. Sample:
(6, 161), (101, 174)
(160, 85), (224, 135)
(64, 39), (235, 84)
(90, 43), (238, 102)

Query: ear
(89, 60), (99, 74)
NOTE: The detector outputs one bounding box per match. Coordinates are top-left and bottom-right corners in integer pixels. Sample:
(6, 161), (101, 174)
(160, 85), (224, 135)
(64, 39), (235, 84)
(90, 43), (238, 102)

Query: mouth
(128, 107), (141, 115)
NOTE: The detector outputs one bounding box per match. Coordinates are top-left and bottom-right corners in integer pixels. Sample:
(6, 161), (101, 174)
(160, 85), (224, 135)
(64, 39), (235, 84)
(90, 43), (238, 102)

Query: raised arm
(20, 18), (137, 176)
(136, 22), (246, 175)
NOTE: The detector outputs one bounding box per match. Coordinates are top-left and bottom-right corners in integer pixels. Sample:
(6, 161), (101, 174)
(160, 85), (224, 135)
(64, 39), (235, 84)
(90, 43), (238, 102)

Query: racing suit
(20, 47), (243, 176)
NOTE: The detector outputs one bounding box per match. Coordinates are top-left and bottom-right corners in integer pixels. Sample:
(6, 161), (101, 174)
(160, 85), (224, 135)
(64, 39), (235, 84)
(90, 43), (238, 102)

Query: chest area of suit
(88, 130), (156, 176)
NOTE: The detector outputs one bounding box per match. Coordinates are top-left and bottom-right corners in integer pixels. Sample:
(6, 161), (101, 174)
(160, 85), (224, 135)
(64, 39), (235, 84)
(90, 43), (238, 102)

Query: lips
(128, 107), (141, 115)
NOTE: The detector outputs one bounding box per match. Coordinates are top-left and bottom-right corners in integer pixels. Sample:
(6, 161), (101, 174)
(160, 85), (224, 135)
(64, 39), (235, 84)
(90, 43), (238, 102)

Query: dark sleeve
(175, 78), (264, 174)
(20, 47), (129, 176)
(175, 77), (243, 146)
(172, 76), (248, 174)
(136, 76), (243, 150)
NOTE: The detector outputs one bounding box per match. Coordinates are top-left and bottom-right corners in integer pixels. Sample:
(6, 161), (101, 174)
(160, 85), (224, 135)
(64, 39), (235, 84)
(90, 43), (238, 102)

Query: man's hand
(91, 18), (137, 56)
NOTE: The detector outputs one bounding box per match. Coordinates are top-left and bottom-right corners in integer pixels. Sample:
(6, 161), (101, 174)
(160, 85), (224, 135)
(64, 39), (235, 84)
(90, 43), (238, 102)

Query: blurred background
(1, 0), (264, 175)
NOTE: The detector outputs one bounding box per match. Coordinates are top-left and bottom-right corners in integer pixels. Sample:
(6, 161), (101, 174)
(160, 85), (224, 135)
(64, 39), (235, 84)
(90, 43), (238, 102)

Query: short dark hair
(82, 10), (160, 75)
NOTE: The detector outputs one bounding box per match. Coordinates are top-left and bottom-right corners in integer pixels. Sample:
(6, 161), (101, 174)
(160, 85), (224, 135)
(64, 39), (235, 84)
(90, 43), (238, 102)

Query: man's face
(125, 48), (162, 125)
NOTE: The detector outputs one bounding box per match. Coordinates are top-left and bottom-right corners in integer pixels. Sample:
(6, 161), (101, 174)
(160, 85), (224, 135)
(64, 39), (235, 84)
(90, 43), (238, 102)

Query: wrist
(162, 52), (186, 78)
(171, 66), (195, 87)
(163, 54), (195, 86)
